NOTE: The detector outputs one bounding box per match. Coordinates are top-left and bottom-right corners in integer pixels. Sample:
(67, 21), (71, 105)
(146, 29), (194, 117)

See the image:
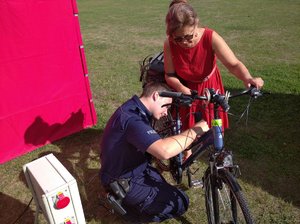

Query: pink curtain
(0, 0), (97, 164)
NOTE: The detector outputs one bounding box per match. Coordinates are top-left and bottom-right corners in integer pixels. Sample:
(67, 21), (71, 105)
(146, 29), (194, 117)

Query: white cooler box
(23, 153), (86, 224)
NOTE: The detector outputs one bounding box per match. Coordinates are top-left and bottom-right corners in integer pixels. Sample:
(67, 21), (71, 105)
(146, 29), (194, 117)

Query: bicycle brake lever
(250, 87), (270, 99)
(250, 88), (262, 99)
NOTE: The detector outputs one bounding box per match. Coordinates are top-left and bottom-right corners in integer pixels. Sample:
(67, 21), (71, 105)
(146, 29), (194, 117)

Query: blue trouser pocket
(122, 166), (189, 223)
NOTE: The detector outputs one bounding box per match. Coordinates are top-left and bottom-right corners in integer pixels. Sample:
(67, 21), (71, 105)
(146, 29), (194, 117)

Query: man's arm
(212, 31), (264, 89)
(147, 120), (208, 160)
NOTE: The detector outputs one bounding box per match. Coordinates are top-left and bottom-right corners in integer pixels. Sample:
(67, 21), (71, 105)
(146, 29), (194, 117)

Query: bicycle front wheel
(204, 169), (254, 224)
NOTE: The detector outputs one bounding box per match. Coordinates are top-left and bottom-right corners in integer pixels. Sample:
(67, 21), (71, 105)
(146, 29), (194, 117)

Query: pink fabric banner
(0, 0), (97, 164)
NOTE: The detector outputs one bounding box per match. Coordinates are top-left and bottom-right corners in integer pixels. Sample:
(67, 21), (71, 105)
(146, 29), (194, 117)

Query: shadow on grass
(16, 128), (126, 224)
(0, 192), (35, 224)
(224, 88), (300, 208)
(39, 128), (127, 224)
(5, 89), (298, 224)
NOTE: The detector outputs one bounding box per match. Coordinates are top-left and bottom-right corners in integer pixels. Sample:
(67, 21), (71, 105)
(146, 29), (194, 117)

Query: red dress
(169, 28), (229, 130)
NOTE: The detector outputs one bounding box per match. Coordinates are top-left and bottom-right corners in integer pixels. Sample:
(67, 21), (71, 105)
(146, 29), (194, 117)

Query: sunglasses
(173, 33), (194, 43)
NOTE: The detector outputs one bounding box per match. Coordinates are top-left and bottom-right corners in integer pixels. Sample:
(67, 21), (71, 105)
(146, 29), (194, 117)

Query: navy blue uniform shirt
(100, 95), (161, 185)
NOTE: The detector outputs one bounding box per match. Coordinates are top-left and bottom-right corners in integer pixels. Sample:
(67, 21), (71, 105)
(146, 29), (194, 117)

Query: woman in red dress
(164, 0), (264, 131)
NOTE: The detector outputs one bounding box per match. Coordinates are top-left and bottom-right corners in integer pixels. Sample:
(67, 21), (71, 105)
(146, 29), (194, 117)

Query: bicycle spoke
(205, 170), (253, 224)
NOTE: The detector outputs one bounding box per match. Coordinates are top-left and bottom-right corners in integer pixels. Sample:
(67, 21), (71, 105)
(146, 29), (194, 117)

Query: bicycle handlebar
(159, 86), (267, 112)
(228, 86), (267, 99)
(159, 91), (186, 99)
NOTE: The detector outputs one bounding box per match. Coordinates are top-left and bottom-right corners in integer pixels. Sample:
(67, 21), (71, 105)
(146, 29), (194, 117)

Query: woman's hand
(244, 77), (264, 89)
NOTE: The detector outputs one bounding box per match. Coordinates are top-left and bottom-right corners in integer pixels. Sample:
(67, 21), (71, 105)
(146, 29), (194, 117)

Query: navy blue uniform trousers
(122, 165), (189, 223)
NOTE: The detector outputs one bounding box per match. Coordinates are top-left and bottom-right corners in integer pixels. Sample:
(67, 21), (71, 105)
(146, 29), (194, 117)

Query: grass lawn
(1, 0), (300, 223)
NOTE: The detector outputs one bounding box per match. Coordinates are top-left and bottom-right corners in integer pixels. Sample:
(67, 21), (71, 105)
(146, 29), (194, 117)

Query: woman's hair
(169, 0), (188, 8)
(166, 0), (199, 36)
(141, 82), (171, 97)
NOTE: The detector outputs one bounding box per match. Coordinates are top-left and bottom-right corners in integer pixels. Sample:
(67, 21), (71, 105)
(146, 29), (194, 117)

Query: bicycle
(154, 86), (266, 224)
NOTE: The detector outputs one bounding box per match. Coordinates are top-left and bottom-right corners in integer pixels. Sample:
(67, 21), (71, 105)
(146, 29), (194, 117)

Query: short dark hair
(141, 82), (171, 97)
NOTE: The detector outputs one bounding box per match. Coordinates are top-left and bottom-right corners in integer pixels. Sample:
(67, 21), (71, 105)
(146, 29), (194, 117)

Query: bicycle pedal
(191, 179), (203, 188)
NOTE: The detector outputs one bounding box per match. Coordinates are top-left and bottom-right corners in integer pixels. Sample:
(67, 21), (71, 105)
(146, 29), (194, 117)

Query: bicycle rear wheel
(204, 169), (253, 224)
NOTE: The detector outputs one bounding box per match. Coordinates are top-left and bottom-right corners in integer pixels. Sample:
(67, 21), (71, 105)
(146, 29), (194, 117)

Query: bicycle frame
(158, 87), (265, 224)
(168, 89), (229, 183)
(159, 87), (259, 185)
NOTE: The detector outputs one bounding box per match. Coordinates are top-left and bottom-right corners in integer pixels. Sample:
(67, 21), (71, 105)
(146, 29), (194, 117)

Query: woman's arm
(212, 31), (264, 89)
(163, 39), (191, 94)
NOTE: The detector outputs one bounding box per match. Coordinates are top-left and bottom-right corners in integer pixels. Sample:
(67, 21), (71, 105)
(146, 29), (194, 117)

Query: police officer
(100, 82), (208, 223)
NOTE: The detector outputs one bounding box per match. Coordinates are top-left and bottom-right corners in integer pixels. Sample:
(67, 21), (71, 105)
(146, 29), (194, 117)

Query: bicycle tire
(204, 169), (254, 224)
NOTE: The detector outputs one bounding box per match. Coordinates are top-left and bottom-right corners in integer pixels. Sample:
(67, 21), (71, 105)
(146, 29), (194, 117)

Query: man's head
(140, 82), (173, 120)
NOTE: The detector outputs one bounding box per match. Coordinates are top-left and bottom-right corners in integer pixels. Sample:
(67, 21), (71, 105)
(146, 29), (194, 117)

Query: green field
(1, 0), (300, 223)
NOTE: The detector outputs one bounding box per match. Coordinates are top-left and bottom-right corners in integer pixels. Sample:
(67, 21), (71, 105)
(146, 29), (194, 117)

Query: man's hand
(192, 120), (209, 136)
(184, 120), (209, 160)
(183, 149), (192, 161)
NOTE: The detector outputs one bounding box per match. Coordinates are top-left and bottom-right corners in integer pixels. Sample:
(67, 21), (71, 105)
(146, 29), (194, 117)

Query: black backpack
(139, 52), (165, 87)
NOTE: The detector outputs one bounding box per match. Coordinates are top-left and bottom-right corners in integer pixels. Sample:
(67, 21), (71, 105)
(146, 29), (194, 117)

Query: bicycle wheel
(204, 169), (253, 224)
